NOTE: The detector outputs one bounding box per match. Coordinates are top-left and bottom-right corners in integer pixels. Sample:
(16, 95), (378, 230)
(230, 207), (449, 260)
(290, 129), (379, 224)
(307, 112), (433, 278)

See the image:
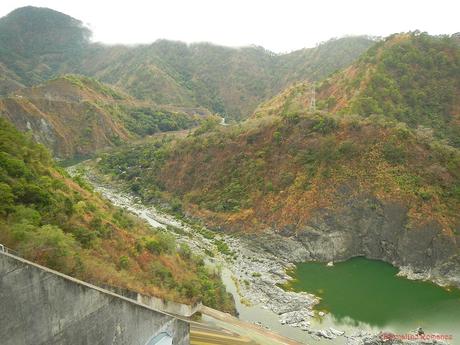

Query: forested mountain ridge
(0, 118), (235, 312)
(0, 6), (90, 93)
(315, 32), (460, 146)
(0, 6), (376, 121)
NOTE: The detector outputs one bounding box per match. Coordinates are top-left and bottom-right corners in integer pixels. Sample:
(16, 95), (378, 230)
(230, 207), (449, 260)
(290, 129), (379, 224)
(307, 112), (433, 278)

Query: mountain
(0, 117), (234, 311)
(316, 32), (460, 146)
(0, 6), (90, 92)
(0, 75), (205, 158)
(278, 36), (378, 83)
(72, 37), (376, 120)
(0, 6), (376, 121)
(96, 69), (460, 287)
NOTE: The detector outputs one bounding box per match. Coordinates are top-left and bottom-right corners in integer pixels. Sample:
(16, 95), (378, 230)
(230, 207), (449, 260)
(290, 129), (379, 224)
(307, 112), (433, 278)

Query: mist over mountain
(0, 6), (376, 121)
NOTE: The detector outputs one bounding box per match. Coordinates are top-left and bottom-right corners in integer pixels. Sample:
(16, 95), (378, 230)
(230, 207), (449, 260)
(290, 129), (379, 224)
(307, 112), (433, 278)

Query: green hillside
(0, 117), (234, 312)
(98, 110), (460, 235)
(317, 32), (460, 146)
(0, 6), (90, 90)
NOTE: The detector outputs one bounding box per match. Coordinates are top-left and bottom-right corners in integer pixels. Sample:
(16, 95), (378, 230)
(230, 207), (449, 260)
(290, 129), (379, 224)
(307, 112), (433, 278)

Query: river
(288, 258), (460, 342)
(70, 165), (456, 345)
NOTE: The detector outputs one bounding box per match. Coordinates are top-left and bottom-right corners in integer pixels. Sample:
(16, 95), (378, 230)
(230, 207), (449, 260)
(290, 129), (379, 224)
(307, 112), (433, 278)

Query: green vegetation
(0, 6), (90, 91)
(319, 32), (460, 146)
(62, 75), (124, 99)
(92, 33), (459, 248)
(98, 109), (460, 235)
(121, 106), (200, 136)
(0, 118), (234, 312)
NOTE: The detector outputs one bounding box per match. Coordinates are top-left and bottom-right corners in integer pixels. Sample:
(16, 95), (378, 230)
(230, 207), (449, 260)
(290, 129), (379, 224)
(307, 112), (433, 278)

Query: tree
(0, 182), (14, 214)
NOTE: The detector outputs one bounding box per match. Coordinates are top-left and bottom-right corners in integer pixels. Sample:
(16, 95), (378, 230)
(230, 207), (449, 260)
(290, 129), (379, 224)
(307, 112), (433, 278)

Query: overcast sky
(1, 0), (459, 53)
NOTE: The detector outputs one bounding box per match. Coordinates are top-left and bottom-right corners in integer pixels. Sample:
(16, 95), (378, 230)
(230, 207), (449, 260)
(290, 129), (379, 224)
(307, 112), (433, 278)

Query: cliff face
(248, 192), (460, 288)
(0, 76), (132, 158)
(0, 75), (206, 158)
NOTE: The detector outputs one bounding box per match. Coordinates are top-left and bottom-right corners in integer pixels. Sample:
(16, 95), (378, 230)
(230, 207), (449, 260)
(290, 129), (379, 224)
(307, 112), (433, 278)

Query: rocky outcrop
(0, 78), (132, 158)
(247, 192), (460, 288)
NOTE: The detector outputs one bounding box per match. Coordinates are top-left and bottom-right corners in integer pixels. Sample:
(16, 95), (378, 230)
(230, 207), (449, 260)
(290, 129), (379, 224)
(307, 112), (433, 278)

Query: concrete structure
(0, 251), (189, 345)
(103, 284), (202, 317)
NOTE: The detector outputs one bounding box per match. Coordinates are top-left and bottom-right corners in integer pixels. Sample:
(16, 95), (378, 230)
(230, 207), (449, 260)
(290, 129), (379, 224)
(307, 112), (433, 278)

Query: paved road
(191, 323), (260, 345)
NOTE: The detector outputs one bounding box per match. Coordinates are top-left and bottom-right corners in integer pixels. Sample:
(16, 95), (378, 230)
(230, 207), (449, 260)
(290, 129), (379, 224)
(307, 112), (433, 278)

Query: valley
(72, 161), (459, 344)
(0, 4), (459, 345)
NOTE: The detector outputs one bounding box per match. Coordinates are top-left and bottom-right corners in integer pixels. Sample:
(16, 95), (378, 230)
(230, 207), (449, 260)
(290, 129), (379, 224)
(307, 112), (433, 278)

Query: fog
(1, 0), (458, 53)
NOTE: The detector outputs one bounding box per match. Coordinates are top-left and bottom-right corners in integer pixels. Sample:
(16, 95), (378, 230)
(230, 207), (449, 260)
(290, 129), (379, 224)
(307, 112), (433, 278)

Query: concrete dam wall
(0, 251), (189, 345)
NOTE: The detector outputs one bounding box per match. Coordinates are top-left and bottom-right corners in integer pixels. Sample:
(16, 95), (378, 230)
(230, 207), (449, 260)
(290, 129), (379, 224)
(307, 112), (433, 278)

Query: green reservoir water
(289, 257), (460, 336)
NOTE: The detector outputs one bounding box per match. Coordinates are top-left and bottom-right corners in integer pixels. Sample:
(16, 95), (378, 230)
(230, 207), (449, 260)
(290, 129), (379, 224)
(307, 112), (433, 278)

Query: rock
(327, 261), (334, 267)
(329, 327), (345, 336)
(316, 329), (335, 339)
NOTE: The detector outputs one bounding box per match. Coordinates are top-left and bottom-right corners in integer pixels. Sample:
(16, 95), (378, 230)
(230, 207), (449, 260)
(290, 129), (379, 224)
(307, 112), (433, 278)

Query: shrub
(338, 140), (358, 158)
(113, 209), (134, 229)
(150, 261), (174, 287)
(73, 226), (97, 248)
(0, 182), (15, 214)
(273, 131), (282, 144)
(214, 239), (232, 256)
(178, 243), (192, 260)
(10, 205), (42, 225)
(22, 225), (78, 273)
(146, 232), (176, 255)
(119, 256), (129, 270)
(383, 142), (406, 164)
(312, 116), (339, 134)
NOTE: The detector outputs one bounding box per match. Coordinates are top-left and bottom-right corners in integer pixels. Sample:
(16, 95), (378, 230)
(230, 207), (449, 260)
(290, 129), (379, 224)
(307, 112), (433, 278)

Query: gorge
(0, 5), (459, 345)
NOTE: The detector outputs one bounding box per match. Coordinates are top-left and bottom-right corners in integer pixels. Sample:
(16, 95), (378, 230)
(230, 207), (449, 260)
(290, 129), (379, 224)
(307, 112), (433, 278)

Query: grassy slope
(0, 118), (234, 312)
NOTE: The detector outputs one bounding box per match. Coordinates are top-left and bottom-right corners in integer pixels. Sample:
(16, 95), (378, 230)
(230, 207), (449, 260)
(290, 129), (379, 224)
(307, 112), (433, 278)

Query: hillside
(0, 6), (90, 92)
(316, 32), (460, 146)
(85, 38), (375, 120)
(0, 7), (375, 121)
(278, 36), (378, 83)
(97, 87), (460, 286)
(99, 109), (460, 233)
(0, 75), (204, 158)
(0, 117), (234, 312)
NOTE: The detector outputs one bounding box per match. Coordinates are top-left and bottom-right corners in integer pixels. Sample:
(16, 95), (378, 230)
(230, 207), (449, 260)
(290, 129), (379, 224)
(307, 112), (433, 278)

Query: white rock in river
(316, 329), (334, 339)
(329, 327), (345, 336)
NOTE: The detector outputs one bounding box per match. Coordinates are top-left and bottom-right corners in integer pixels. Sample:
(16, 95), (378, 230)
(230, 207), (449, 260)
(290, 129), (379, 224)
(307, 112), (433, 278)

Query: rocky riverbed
(67, 164), (452, 345)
